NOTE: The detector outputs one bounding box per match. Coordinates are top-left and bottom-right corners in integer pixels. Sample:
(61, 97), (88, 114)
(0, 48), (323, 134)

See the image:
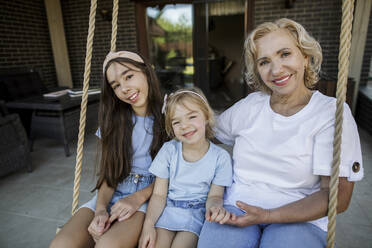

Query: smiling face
(255, 29), (309, 97)
(170, 101), (208, 146)
(106, 62), (149, 116)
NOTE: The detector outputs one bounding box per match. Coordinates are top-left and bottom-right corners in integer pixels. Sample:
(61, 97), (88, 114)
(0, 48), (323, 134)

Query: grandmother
(197, 18), (363, 248)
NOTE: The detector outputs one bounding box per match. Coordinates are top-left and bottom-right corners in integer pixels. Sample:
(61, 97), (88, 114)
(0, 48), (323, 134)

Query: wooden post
(44, 0), (73, 88)
(244, 0), (254, 38)
(349, 0), (371, 113)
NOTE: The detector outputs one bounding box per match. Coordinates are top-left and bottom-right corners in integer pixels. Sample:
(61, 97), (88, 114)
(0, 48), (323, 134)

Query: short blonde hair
(164, 87), (215, 140)
(244, 18), (322, 93)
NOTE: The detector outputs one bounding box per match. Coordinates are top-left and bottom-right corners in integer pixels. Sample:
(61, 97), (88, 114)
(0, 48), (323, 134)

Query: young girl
(50, 50), (167, 248)
(139, 88), (234, 248)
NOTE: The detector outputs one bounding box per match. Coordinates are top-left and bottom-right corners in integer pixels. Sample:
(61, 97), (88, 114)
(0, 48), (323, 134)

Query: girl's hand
(139, 225), (157, 248)
(88, 209), (110, 242)
(206, 205), (236, 224)
(109, 194), (141, 223)
(224, 201), (270, 227)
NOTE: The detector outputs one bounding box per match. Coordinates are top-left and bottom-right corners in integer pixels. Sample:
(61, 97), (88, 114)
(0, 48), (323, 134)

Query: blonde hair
(244, 18), (323, 93)
(164, 87), (215, 140)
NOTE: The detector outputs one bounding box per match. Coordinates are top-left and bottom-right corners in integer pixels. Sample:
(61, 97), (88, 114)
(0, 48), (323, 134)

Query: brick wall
(255, 0), (342, 79)
(61, 0), (137, 88)
(1, 1), (370, 90)
(360, 7), (372, 85)
(0, 0), (57, 89)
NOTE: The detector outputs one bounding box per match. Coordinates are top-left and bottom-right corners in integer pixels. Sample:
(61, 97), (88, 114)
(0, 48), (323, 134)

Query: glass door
(146, 4), (194, 93)
(137, 0), (253, 109)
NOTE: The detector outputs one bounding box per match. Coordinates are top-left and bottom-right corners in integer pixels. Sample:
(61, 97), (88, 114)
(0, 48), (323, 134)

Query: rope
(67, 1), (354, 246)
(111, 0), (119, 52)
(71, 0), (97, 215)
(326, 0), (354, 247)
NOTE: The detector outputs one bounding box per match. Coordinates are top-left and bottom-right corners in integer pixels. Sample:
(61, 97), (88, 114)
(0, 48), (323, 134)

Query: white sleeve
(313, 104), (363, 181)
(215, 98), (246, 146)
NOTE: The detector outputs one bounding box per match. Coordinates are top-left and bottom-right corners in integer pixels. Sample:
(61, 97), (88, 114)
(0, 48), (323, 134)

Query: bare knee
(49, 236), (61, 248)
(50, 233), (75, 248)
(95, 236), (137, 248)
(50, 228), (93, 248)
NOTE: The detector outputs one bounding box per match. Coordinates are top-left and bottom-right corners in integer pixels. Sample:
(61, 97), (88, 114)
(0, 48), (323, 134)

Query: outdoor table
(6, 94), (100, 156)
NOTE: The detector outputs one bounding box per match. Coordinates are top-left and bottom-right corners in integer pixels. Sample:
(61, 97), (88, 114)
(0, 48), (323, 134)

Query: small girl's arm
(205, 184), (235, 224)
(139, 177), (169, 248)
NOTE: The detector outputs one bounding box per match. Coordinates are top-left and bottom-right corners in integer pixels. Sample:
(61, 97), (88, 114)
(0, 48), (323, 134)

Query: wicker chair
(0, 101), (32, 177)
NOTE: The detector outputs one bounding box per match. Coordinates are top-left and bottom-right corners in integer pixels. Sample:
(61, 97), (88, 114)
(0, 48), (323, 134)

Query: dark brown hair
(94, 52), (167, 190)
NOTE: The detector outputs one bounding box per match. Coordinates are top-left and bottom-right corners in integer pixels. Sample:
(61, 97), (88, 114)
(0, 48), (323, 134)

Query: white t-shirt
(216, 91), (363, 231)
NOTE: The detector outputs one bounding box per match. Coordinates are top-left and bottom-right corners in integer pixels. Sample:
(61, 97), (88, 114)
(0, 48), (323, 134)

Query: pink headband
(161, 90), (208, 114)
(103, 51), (144, 73)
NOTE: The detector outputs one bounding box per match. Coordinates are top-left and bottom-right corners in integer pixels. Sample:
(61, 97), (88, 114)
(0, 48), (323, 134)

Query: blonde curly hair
(244, 18), (323, 93)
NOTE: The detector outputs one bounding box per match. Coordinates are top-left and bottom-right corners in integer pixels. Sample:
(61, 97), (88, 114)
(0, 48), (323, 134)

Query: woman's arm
(226, 176), (354, 227)
(139, 177), (169, 248)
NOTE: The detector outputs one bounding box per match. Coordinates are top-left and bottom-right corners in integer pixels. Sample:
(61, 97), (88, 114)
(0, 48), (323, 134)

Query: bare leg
(95, 211), (145, 248)
(155, 228), (176, 248)
(171, 231), (198, 248)
(49, 208), (95, 248)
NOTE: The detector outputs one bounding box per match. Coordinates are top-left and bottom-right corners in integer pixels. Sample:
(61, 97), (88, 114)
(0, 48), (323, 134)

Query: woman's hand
(206, 205), (236, 224)
(225, 201), (270, 227)
(88, 209), (110, 242)
(109, 194), (141, 223)
(139, 225), (157, 248)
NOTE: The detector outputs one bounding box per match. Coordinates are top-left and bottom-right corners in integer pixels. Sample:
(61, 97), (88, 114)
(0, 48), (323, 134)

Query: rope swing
(71, 0), (98, 216)
(71, 0), (119, 215)
(327, 0), (354, 247)
(69, 1), (355, 247)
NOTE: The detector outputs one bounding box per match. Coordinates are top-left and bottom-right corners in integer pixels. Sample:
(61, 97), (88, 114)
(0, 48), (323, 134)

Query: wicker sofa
(0, 68), (99, 157)
(0, 68), (49, 134)
(0, 101), (31, 177)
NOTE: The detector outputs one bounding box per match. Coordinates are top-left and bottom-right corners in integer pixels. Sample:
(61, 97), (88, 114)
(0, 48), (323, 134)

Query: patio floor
(0, 127), (371, 248)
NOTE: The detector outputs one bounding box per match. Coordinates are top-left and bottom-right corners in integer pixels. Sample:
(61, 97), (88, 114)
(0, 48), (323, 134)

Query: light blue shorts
(80, 173), (155, 214)
(155, 199), (206, 237)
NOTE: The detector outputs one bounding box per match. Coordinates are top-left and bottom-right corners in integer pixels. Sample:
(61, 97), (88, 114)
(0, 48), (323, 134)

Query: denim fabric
(166, 198), (205, 209)
(197, 205), (327, 248)
(80, 173), (155, 213)
(155, 198), (206, 236)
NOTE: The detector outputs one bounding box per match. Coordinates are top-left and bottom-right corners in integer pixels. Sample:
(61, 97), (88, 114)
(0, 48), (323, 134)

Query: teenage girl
(139, 88), (233, 248)
(50, 50), (167, 248)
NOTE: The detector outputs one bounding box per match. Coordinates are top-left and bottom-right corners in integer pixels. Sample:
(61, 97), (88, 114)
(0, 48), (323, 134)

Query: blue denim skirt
(155, 198), (206, 236)
(80, 173), (155, 213)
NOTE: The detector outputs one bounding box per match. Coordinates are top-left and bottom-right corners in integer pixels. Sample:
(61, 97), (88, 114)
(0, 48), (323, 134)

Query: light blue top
(96, 115), (154, 175)
(149, 139), (233, 202)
